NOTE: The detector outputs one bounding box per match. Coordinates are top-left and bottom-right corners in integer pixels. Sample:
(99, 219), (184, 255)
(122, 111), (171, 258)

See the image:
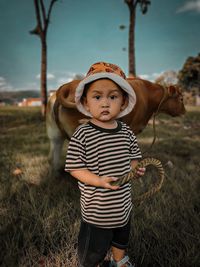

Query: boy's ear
(121, 96), (129, 111)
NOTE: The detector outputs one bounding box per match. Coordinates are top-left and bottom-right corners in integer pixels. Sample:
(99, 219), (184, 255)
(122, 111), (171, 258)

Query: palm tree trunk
(41, 38), (47, 116)
(128, 7), (136, 77)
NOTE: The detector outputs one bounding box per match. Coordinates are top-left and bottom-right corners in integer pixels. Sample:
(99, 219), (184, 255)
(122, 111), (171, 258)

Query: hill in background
(0, 90), (40, 104)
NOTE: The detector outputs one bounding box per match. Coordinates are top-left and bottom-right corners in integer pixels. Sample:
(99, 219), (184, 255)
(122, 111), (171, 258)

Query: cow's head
(160, 85), (186, 116)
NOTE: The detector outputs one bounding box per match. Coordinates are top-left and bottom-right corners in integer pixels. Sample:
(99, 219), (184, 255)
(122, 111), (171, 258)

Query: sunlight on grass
(0, 106), (199, 267)
(15, 154), (49, 185)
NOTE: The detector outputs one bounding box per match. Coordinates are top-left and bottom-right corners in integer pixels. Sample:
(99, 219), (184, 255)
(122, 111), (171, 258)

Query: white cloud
(36, 71), (81, 86)
(138, 71), (164, 81)
(0, 77), (39, 92)
(140, 70), (178, 85)
(57, 77), (73, 85)
(177, 0), (200, 13)
(152, 72), (164, 79)
(36, 73), (55, 80)
(65, 71), (77, 77)
(47, 73), (55, 80)
(55, 71), (84, 87)
(35, 70), (85, 91)
(138, 74), (150, 80)
(23, 82), (39, 90)
(0, 77), (13, 91)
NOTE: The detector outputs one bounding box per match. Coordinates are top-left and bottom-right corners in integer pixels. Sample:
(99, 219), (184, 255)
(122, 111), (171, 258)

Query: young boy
(65, 62), (145, 267)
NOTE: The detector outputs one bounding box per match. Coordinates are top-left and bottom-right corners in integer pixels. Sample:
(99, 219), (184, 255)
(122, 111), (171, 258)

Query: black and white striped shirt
(65, 121), (142, 228)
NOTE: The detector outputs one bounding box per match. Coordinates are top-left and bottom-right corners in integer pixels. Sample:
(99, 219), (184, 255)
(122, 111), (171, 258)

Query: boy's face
(83, 79), (127, 124)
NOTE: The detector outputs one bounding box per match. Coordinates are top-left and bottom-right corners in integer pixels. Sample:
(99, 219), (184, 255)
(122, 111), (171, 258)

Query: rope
(142, 85), (169, 155)
(110, 157), (165, 203)
(123, 86), (168, 202)
(142, 113), (157, 155)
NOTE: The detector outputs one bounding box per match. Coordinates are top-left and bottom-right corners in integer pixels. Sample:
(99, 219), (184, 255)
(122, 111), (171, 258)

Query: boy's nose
(101, 98), (109, 107)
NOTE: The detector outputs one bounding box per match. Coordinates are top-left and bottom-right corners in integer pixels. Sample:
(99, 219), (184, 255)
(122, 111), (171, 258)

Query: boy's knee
(78, 222), (112, 267)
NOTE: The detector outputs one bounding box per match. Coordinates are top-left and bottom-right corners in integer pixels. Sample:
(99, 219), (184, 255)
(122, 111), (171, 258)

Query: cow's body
(46, 78), (185, 170)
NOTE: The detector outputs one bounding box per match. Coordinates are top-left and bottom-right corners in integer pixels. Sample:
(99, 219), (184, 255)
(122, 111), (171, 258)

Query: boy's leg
(111, 246), (125, 262)
(111, 219), (131, 265)
(78, 221), (113, 267)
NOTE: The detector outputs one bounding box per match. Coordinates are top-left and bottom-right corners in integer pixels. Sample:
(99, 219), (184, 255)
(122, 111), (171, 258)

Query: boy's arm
(70, 169), (119, 190)
(131, 159), (138, 169)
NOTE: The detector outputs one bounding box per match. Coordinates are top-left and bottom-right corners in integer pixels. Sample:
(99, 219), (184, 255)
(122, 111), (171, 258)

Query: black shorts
(78, 219), (131, 267)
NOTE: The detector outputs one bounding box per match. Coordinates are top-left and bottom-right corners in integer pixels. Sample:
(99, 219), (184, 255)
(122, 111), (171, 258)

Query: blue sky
(0, 0), (199, 91)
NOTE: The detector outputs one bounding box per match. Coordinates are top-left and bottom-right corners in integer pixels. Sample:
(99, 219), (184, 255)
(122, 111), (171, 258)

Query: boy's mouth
(101, 111), (109, 115)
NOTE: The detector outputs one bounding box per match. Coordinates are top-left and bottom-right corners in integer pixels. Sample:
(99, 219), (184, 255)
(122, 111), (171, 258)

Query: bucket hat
(75, 62), (136, 118)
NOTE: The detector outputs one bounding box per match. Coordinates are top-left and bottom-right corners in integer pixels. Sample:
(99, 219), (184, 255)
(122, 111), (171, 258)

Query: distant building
(18, 98), (42, 107)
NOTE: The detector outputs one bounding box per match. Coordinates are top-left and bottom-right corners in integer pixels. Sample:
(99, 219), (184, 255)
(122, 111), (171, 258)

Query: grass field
(0, 106), (200, 267)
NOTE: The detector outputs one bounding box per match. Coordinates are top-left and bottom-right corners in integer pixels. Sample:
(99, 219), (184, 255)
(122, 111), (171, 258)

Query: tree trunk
(41, 38), (47, 116)
(128, 7), (136, 77)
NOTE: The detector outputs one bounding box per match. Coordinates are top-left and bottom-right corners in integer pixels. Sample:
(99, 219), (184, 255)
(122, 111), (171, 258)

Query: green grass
(0, 106), (200, 267)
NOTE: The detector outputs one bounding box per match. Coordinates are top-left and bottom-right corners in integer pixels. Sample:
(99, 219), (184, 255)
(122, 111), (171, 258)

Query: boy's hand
(136, 167), (146, 176)
(99, 176), (120, 190)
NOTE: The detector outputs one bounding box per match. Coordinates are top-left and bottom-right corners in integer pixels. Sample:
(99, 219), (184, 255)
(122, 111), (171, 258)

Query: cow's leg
(48, 137), (65, 172)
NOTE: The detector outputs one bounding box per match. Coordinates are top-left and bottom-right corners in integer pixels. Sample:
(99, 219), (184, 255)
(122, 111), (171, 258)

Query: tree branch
(134, 0), (140, 8)
(124, 0), (140, 10)
(30, 25), (40, 36)
(39, 0), (46, 28)
(33, 0), (43, 33)
(139, 0), (151, 14)
(31, 0), (58, 37)
(46, 0), (58, 30)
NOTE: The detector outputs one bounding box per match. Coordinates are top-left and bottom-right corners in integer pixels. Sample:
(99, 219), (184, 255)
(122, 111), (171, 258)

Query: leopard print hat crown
(75, 62), (136, 118)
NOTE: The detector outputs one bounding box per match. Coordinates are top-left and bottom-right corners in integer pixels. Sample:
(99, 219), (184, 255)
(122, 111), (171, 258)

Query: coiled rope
(110, 157), (165, 203)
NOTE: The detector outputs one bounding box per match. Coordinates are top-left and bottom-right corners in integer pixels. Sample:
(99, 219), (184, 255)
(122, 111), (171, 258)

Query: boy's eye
(93, 95), (101, 100)
(110, 95), (117, 100)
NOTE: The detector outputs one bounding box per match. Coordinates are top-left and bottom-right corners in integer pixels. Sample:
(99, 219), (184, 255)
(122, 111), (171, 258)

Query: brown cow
(46, 78), (185, 170)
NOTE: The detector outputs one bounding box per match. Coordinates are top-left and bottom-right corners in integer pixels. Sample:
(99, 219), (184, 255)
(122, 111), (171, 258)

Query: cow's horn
(56, 80), (81, 108)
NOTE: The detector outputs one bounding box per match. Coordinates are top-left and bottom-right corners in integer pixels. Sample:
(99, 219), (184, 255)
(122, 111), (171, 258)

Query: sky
(0, 0), (199, 92)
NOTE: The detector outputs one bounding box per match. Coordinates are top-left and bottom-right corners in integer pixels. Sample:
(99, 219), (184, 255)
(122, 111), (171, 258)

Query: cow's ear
(168, 85), (177, 96)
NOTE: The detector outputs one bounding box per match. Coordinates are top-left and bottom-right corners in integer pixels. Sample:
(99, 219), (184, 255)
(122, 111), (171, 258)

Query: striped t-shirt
(65, 121), (142, 228)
